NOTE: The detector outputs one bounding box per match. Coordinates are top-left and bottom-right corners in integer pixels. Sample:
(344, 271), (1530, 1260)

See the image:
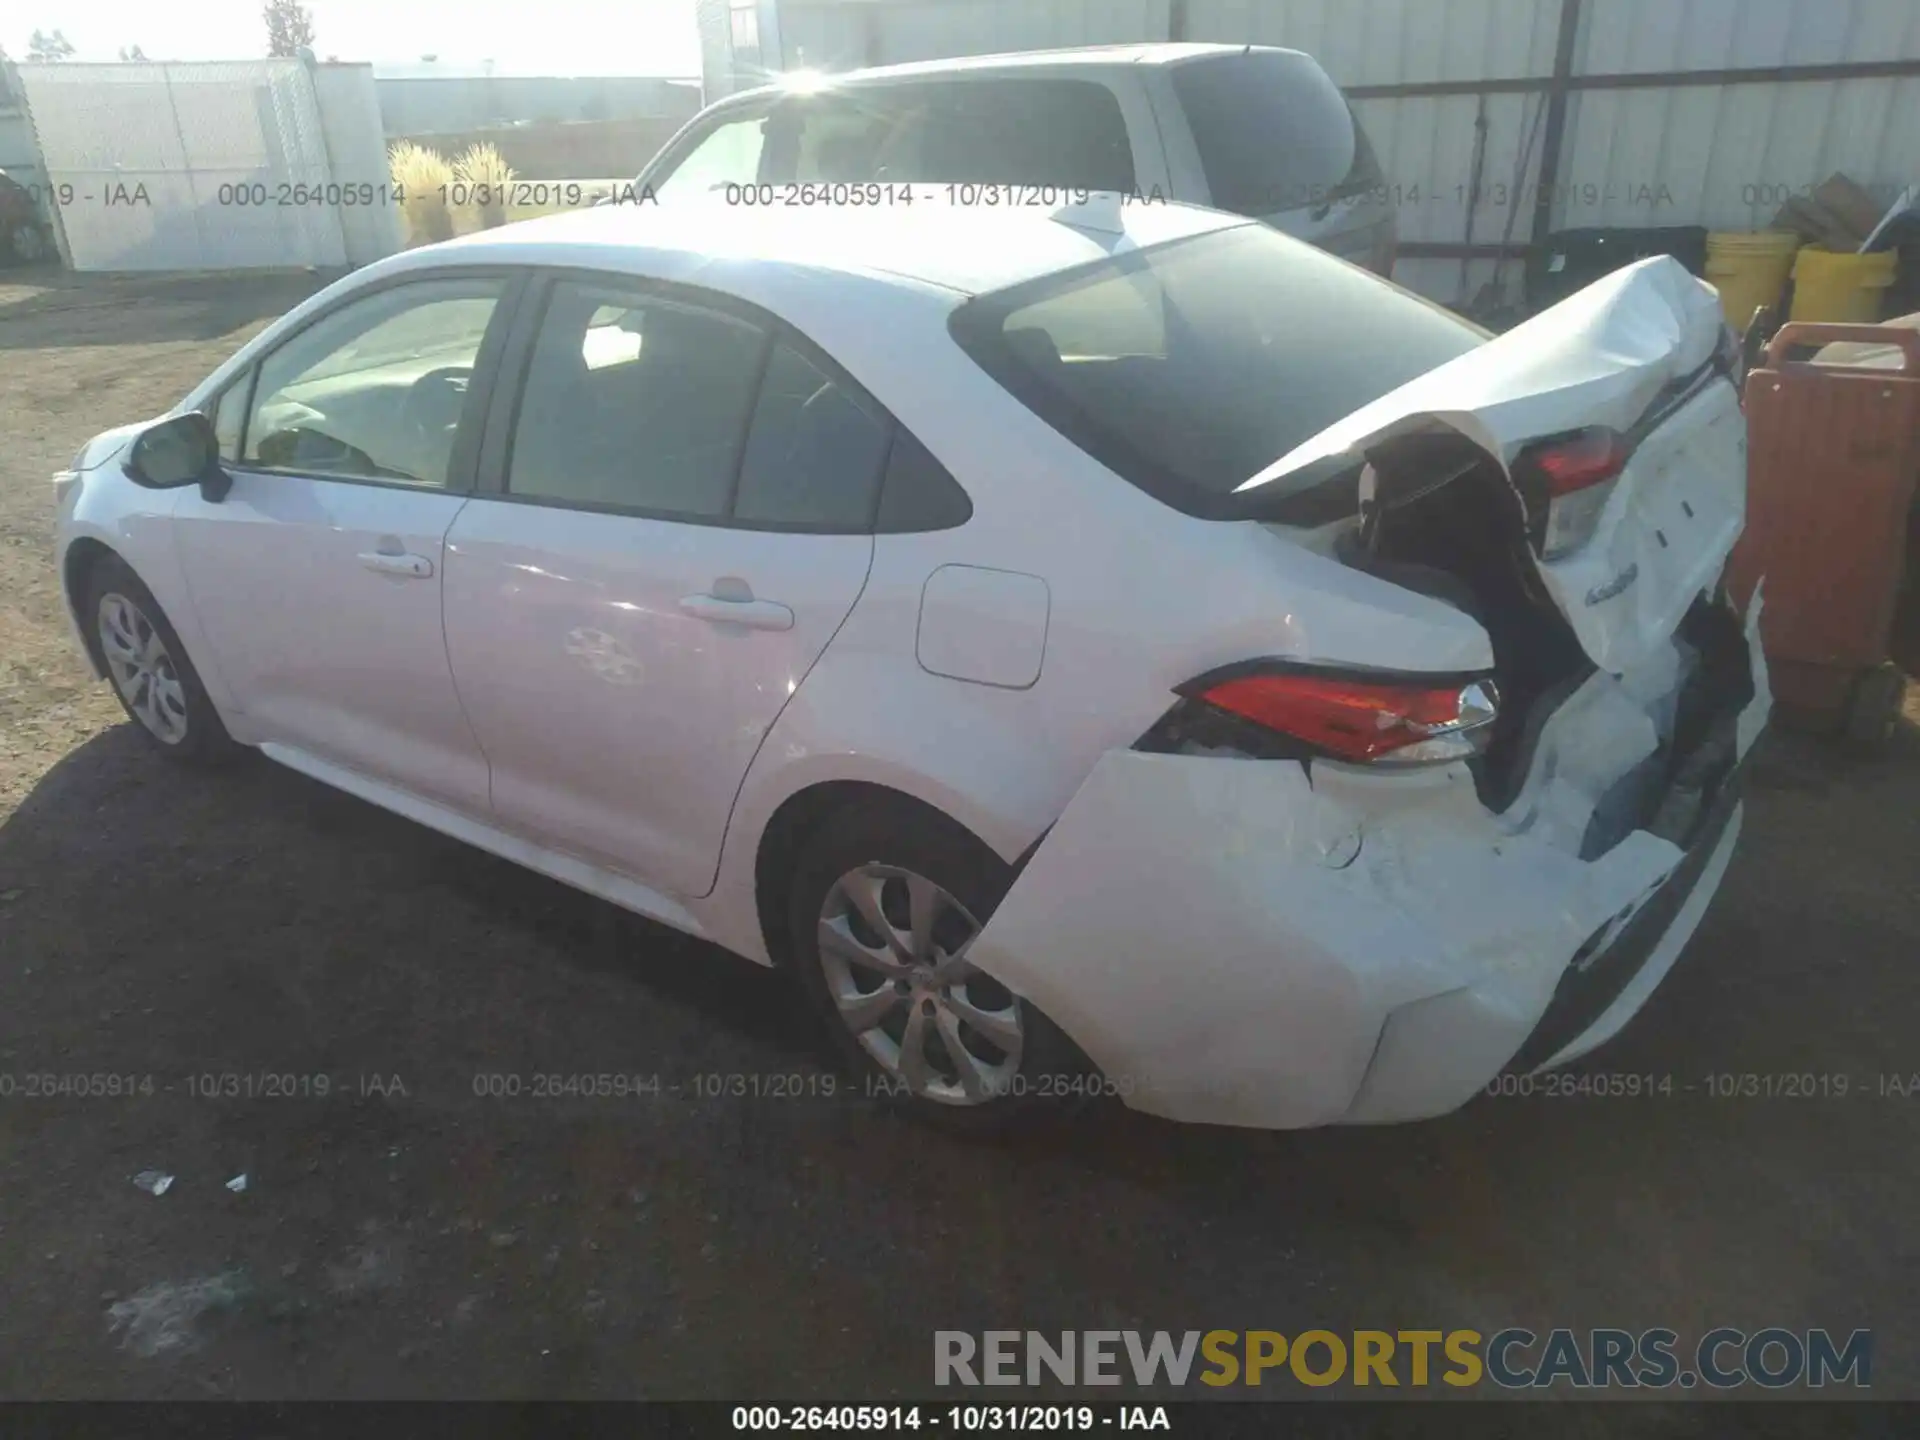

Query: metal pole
(1528, 0), (1583, 251)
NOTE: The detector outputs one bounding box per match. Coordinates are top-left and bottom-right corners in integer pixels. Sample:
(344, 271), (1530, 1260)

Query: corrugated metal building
(699, 0), (1920, 305)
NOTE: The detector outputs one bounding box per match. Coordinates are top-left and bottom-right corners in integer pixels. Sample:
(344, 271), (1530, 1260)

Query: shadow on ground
(1, 712), (1917, 1400)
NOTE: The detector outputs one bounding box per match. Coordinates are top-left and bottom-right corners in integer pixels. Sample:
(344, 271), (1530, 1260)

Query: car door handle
(677, 593), (795, 631)
(358, 550), (434, 579)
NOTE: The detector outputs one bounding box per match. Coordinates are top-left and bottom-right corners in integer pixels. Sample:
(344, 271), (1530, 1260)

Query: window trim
(221, 267), (528, 496)
(476, 265), (939, 536)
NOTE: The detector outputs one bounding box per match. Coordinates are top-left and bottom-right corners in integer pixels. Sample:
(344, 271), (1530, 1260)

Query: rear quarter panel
(700, 305), (1492, 964)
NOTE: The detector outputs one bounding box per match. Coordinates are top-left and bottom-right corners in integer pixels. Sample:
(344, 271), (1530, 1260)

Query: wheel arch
(751, 778), (1009, 970)
(62, 536), (119, 678)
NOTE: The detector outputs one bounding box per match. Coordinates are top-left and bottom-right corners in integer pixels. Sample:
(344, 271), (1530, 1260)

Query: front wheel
(84, 554), (238, 765)
(787, 801), (1090, 1134)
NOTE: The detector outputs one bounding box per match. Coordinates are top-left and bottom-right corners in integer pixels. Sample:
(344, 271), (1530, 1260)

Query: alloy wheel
(98, 592), (189, 744)
(816, 863), (1024, 1105)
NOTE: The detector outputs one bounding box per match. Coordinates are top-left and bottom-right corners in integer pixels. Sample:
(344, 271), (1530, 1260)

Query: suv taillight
(1515, 426), (1629, 559)
(1186, 668), (1500, 765)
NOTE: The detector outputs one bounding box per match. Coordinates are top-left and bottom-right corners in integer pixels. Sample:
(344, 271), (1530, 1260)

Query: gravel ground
(2, 269), (1918, 1403)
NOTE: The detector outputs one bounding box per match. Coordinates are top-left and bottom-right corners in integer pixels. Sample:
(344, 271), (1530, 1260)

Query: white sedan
(54, 195), (1769, 1131)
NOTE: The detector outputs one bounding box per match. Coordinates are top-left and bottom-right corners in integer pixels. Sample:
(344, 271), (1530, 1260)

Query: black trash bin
(1526, 226), (1710, 312)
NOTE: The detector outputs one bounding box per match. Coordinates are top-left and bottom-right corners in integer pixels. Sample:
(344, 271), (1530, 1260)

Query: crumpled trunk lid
(1237, 256), (1744, 676)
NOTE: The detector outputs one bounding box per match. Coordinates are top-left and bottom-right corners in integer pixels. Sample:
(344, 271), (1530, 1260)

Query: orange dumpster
(1725, 322), (1920, 748)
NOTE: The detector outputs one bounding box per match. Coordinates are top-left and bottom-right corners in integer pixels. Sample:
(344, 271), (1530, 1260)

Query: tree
(262, 0), (316, 58)
(28, 28), (77, 61)
(119, 44), (149, 62)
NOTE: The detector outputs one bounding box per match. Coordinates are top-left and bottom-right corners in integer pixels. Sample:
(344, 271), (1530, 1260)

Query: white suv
(632, 43), (1399, 275)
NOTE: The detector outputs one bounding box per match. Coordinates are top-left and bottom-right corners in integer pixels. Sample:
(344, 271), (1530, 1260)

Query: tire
(1841, 664), (1907, 756)
(7, 221), (48, 264)
(786, 799), (1091, 1135)
(83, 554), (239, 765)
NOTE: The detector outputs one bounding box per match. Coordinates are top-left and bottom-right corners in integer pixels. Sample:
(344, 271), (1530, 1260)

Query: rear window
(1171, 51), (1380, 215)
(948, 224), (1484, 517)
(766, 79), (1135, 191)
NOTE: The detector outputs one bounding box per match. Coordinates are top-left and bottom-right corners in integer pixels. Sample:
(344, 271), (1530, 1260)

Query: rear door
(442, 274), (888, 898)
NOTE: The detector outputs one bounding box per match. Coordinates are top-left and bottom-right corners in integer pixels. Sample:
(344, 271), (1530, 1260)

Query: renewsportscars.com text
(934, 1328), (1871, 1390)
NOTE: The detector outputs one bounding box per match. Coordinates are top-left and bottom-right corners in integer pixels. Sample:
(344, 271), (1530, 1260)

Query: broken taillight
(1187, 669), (1500, 765)
(1516, 426), (1629, 560)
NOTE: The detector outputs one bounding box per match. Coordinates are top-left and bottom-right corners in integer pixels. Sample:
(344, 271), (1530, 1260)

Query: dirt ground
(2, 269), (1919, 1405)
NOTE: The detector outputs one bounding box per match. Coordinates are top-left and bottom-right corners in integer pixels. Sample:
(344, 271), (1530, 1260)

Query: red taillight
(1194, 671), (1500, 765)
(1518, 427), (1630, 559)
(1528, 428), (1628, 495)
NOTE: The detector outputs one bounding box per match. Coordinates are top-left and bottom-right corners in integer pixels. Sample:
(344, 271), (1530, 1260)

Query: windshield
(948, 223), (1485, 516)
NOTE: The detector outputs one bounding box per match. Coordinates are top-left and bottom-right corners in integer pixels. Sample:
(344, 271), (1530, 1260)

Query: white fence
(771, 0), (1920, 305)
(16, 60), (400, 273)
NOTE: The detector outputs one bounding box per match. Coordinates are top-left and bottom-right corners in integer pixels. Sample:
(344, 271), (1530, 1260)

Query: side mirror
(124, 412), (231, 502)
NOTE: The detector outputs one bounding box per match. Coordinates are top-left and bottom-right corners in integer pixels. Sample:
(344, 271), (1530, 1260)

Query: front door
(443, 277), (890, 897)
(173, 274), (513, 814)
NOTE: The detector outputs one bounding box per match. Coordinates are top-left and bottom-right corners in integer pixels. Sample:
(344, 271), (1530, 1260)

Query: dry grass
(388, 141), (456, 247)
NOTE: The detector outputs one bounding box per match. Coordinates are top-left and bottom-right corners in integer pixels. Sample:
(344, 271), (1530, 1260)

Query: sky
(5, 0), (702, 75)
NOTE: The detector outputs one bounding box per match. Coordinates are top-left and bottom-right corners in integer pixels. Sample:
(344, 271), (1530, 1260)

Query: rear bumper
(968, 600), (1769, 1130)
(1508, 753), (1746, 1075)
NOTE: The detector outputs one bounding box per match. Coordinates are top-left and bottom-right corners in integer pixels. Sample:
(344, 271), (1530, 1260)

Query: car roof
(424, 194), (1249, 300)
(730, 42), (1302, 98)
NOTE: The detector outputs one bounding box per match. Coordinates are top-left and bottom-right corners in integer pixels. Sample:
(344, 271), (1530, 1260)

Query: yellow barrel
(1706, 231), (1802, 329)
(1789, 245), (1898, 323)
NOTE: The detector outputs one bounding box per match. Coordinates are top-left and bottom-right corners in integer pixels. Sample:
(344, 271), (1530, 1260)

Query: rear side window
(1171, 52), (1380, 215)
(949, 223), (1483, 516)
(732, 340), (892, 529)
(876, 430), (972, 533)
(769, 79), (1135, 192)
(507, 282), (767, 517)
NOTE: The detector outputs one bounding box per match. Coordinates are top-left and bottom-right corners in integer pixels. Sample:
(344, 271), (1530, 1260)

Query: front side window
(951, 224), (1484, 515)
(655, 111), (769, 198)
(507, 281), (768, 518)
(243, 277), (503, 487)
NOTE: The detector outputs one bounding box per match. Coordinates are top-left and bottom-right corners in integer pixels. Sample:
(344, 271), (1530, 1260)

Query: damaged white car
(53, 197), (1768, 1131)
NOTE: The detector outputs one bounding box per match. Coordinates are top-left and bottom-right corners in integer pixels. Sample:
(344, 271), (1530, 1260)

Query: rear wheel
(84, 555), (237, 765)
(786, 800), (1089, 1134)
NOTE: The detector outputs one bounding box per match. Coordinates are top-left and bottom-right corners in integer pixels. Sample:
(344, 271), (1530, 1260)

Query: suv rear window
(765, 79), (1135, 191)
(1170, 51), (1381, 215)
(948, 223), (1484, 517)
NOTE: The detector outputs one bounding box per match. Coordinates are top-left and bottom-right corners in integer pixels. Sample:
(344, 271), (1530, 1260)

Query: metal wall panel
(1579, 0), (1920, 73)
(846, 0), (1171, 65)
(1557, 76), (1920, 231)
(1184, 0), (1561, 85)
(1355, 91), (1549, 249)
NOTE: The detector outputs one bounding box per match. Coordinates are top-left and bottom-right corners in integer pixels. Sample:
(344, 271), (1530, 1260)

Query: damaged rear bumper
(967, 601), (1770, 1130)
